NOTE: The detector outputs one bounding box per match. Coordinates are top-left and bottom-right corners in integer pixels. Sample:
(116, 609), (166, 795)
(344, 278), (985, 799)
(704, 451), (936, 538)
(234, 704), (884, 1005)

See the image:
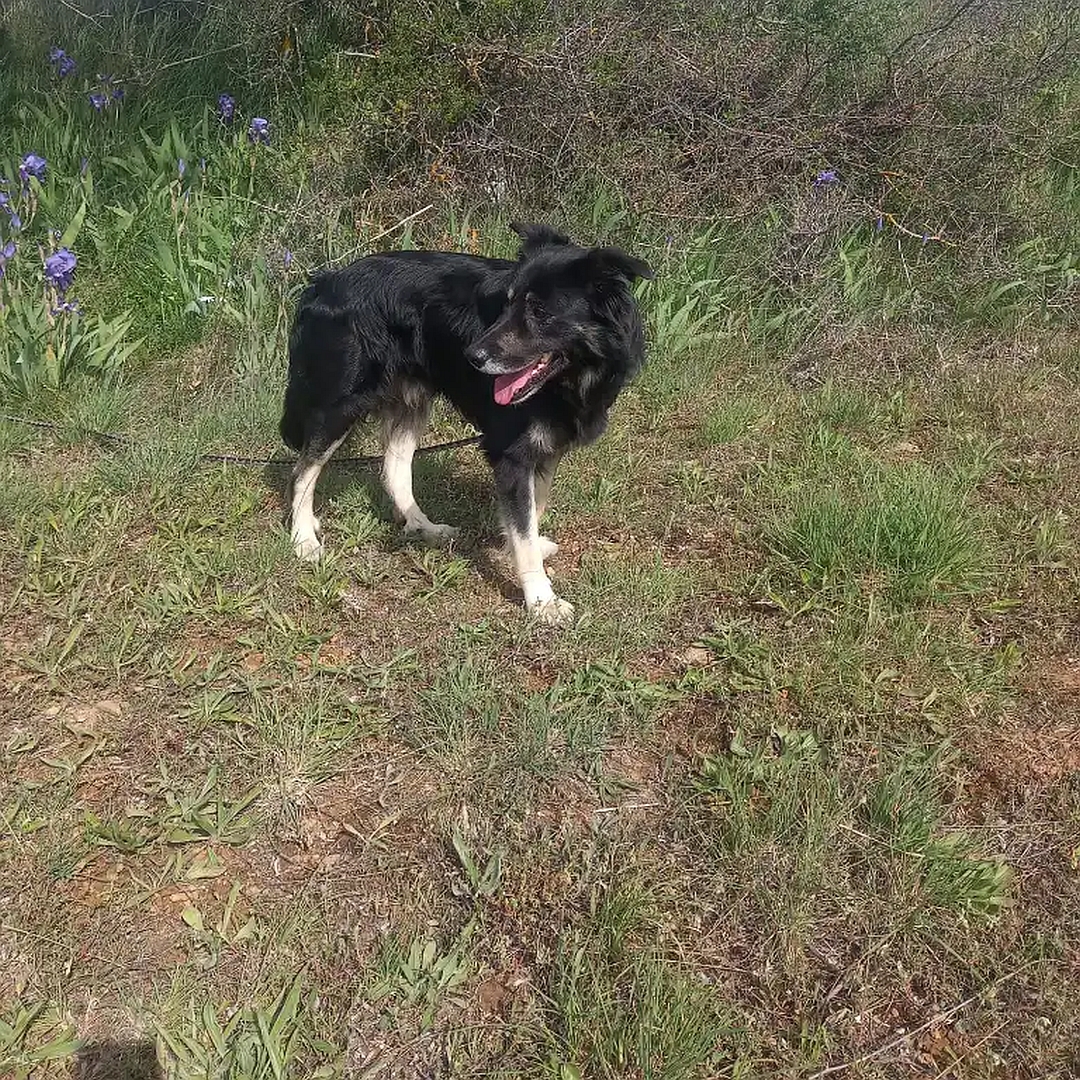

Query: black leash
(0, 413), (482, 468)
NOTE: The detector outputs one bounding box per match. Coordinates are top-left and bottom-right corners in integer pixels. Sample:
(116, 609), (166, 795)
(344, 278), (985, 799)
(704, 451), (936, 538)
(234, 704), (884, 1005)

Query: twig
(329, 204), (435, 266)
(56, 0), (109, 21)
(155, 43), (247, 74)
(0, 413), (480, 468)
(808, 964), (1034, 1079)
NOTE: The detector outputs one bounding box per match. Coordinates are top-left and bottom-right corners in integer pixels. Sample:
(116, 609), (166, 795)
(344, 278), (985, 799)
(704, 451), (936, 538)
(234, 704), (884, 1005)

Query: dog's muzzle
(465, 343), (499, 374)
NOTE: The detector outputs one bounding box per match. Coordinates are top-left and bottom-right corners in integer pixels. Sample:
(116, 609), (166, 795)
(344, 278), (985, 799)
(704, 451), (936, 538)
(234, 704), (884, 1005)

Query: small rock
(477, 976), (514, 1015)
(682, 645), (712, 667)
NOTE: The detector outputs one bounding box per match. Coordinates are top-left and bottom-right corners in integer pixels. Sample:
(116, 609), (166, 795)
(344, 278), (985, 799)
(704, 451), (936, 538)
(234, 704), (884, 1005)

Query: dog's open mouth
(493, 353), (565, 406)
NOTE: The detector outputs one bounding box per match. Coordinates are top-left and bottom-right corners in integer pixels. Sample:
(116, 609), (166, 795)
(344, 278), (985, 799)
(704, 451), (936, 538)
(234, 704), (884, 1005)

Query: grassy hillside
(1, 2), (1078, 1078)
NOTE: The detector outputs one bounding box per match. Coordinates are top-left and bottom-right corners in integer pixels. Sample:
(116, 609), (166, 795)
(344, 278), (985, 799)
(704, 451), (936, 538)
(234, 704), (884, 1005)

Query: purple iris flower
(218, 94), (236, 123)
(248, 117), (270, 145)
(18, 154), (47, 186)
(283, 249), (294, 269)
(813, 169), (839, 187)
(178, 158), (186, 179)
(92, 74), (124, 105)
(49, 47), (76, 77)
(0, 240), (15, 279)
(44, 248), (77, 296)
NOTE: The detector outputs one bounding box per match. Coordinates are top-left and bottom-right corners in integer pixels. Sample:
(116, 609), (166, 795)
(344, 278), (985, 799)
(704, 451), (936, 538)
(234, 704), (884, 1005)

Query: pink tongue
(493, 365), (536, 406)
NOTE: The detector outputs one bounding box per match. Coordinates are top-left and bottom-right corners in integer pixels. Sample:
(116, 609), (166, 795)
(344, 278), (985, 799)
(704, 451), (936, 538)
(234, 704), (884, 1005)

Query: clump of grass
(700, 398), (758, 445)
(868, 746), (1014, 916)
(543, 888), (727, 1080)
(763, 455), (986, 602)
(693, 725), (838, 856)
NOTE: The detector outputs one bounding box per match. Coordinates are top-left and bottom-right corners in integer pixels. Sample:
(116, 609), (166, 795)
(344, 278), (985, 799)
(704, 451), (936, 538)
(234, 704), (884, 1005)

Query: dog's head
(466, 222), (653, 407)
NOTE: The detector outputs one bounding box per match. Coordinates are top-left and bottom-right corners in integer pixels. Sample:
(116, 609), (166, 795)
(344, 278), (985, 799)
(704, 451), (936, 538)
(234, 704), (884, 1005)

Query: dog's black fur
(280, 222), (653, 623)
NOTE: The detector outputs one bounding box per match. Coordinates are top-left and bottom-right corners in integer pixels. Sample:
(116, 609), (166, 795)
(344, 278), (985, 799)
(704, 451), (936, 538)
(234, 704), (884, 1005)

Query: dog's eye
(525, 293), (548, 321)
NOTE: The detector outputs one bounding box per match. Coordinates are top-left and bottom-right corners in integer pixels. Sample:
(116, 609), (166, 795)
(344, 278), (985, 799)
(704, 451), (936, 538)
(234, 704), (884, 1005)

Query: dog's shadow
(71, 1039), (162, 1080)
(260, 450), (521, 601)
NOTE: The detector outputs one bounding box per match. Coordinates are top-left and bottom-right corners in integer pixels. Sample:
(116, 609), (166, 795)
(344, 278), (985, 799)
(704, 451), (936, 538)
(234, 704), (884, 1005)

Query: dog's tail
(278, 382), (306, 452)
(279, 274), (330, 452)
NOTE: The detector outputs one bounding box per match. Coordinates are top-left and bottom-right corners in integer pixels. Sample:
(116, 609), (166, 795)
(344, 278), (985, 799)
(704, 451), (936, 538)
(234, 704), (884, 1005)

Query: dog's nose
(466, 343), (490, 369)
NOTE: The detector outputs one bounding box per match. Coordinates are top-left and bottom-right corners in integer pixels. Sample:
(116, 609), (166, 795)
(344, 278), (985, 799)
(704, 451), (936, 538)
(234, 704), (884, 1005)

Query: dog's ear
(588, 246), (655, 282)
(510, 222), (572, 256)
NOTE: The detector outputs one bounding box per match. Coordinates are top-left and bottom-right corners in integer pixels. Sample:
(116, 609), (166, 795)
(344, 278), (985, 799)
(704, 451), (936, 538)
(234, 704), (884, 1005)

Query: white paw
(406, 520), (459, 544)
(293, 534), (324, 562)
(537, 535), (559, 561)
(529, 596), (575, 627)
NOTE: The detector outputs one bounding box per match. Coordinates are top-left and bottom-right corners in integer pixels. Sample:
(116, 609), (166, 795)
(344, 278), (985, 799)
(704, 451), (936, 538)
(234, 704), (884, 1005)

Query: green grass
(763, 456), (986, 602)
(544, 888), (730, 1079)
(6, 341), (1079, 1077)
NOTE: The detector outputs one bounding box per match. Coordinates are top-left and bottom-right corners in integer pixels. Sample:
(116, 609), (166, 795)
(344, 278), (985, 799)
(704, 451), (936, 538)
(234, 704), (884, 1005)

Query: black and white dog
(279, 222), (653, 625)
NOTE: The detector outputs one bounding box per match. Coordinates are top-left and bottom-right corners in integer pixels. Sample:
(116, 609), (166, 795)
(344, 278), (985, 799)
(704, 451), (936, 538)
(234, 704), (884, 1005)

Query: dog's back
(280, 252), (513, 450)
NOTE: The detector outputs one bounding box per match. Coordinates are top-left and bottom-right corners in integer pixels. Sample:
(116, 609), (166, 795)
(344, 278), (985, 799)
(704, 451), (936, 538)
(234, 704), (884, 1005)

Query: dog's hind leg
(289, 397), (364, 561)
(381, 406), (459, 543)
(494, 457), (573, 627)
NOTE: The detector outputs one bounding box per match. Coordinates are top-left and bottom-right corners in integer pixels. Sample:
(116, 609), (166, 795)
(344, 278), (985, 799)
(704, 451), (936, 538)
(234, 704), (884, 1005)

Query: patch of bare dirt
(978, 655), (1080, 787)
(528, 774), (598, 836)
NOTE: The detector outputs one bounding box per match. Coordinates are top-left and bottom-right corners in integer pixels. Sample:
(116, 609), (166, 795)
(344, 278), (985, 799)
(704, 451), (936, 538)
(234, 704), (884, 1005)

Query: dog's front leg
(533, 450), (563, 561)
(494, 457), (574, 627)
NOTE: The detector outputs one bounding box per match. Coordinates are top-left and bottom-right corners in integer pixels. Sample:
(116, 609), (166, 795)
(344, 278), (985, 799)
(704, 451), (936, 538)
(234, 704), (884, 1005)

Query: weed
(543, 889), (727, 1080)
(0, 1004), (81, 1079)
(157, 765), (261, 846)
(868, 747), (1014, 915)
(694, 726), (836, 855)
(450, 824), (504, 900)
(411, 548), (471, 602)
(153, 975), (337, 1080)
(180, 882), (260, 971)
(368, 921), (477, 1030)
